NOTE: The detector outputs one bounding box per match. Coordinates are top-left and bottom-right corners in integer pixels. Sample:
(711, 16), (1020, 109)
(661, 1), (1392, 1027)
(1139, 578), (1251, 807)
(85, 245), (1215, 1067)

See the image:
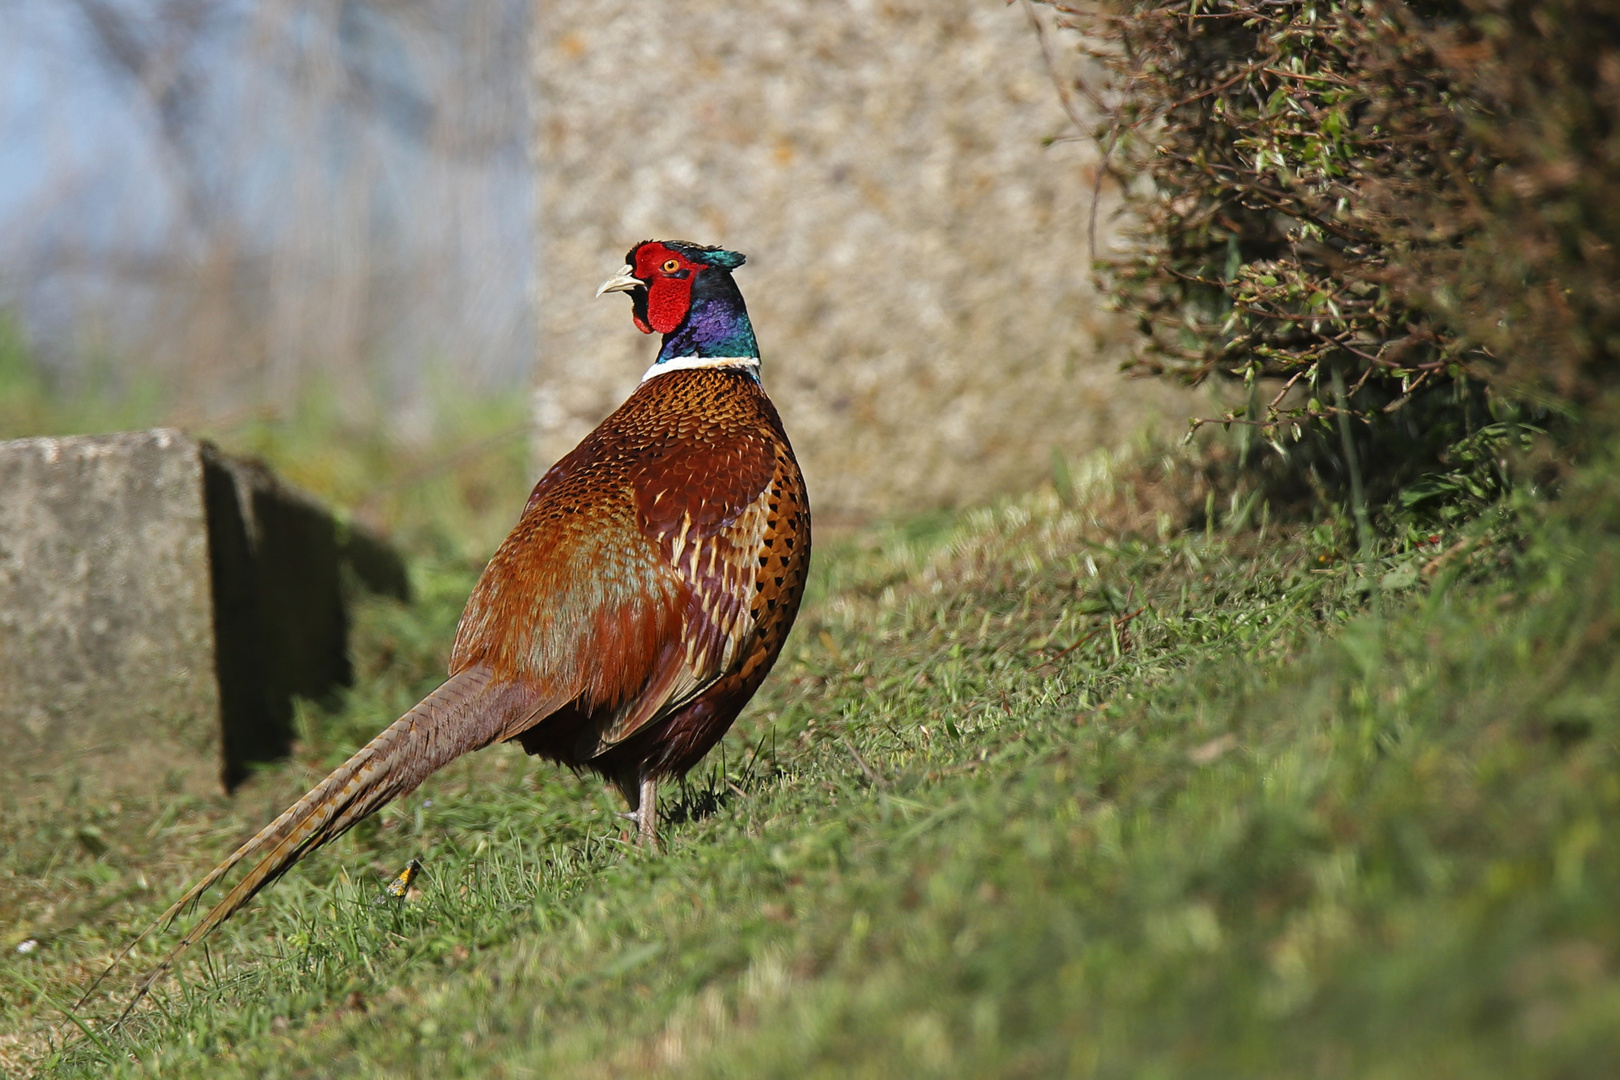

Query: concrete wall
(0, 430), (408, 796)
(532, 0), (1185, 522)
(0, 432), (222, 794)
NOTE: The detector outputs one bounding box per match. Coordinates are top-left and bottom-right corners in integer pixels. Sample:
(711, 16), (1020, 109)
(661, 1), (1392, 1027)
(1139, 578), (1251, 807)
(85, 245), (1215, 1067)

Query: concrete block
(0, 430), (407, 796)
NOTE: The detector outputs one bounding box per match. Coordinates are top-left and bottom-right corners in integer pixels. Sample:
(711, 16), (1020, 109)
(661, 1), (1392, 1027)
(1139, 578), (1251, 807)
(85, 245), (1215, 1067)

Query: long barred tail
(84, 662), (546, 1019)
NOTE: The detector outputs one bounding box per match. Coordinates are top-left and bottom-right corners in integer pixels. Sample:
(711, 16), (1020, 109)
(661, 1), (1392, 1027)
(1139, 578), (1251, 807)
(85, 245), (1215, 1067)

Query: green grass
(6, 425), (1620, 1077)
(0, 328), (536, 564)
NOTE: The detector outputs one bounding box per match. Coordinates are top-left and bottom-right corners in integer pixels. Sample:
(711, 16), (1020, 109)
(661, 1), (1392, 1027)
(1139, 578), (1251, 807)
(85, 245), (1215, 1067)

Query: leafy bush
(1047, 0), (1620, 511)
(1391, 1), (1620, 409)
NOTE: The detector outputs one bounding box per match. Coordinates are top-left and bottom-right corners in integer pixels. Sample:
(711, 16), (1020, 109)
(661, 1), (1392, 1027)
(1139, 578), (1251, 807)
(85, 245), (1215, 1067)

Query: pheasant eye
(660, 259), (681, 274)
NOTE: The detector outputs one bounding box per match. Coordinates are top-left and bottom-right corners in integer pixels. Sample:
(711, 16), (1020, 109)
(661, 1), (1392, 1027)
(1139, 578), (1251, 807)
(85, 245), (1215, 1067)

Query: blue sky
(0, 3), (187, 258)
(0, 0), (533, 397)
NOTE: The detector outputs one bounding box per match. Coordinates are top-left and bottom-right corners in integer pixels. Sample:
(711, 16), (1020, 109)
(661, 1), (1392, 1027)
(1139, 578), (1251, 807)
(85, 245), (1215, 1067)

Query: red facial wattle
(645, 277), (693, 334)
(632, 242), (700, 335)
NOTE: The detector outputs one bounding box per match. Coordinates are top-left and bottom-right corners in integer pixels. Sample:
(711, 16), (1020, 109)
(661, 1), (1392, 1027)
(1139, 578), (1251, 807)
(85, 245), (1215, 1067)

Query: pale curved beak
(595, 265), (641, 298)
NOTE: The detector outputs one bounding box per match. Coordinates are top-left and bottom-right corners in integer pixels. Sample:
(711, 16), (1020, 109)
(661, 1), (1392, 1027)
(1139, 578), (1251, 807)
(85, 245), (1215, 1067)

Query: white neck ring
(640, 355), (760, 383)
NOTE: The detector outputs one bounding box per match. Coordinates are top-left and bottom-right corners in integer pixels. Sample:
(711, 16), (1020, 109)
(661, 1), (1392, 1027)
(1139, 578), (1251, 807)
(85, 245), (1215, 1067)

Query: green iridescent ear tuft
(694, 247), (746, 271)
(658, 240), (748, 271)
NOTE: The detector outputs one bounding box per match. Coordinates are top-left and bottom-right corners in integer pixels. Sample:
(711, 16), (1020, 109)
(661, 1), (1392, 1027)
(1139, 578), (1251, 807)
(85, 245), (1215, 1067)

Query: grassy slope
(6, 440), (1620, 1077)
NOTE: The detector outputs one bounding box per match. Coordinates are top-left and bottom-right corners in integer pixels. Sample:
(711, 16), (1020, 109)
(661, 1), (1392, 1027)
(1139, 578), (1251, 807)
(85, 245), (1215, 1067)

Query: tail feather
(87, 662), (550, 1019)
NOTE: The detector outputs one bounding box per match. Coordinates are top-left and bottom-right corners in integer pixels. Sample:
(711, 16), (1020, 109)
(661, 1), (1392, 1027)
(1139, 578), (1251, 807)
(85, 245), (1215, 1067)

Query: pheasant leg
(638, 775), (659, 851)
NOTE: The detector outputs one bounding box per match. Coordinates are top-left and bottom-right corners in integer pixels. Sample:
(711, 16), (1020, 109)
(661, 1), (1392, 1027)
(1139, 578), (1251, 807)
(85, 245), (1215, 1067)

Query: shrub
(1044, 0), (1620, 514)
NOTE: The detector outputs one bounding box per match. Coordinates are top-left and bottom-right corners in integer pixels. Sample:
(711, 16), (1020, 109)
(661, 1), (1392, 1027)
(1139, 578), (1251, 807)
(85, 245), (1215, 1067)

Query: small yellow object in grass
(374, 858), (422, 906)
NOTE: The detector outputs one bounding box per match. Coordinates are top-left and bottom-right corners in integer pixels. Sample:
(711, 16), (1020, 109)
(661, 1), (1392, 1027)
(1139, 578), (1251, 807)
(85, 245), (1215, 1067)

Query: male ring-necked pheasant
(95, 240), (810, 1012)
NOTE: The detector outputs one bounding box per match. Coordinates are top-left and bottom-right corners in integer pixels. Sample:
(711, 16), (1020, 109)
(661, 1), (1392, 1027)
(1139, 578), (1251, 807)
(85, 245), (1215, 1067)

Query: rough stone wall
(532, 0), (1185, 522)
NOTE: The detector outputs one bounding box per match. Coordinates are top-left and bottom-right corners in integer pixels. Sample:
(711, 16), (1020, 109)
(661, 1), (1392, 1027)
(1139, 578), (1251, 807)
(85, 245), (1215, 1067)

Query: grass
(5, 390), (1620, 1075)
(0, 324), (536, 563)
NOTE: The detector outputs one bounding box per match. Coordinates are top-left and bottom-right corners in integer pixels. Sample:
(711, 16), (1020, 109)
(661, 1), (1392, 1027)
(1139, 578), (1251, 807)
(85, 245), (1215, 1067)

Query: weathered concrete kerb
(0, 430), (406, 796)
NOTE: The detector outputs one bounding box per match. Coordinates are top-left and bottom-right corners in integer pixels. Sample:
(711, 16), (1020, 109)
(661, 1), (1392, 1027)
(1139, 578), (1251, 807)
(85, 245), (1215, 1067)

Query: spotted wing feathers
(585, 478), (774, 753)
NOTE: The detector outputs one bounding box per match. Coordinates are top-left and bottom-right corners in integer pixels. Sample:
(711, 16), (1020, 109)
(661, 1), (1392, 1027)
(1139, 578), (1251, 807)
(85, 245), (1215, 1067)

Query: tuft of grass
(5, 435), (1620, 1077)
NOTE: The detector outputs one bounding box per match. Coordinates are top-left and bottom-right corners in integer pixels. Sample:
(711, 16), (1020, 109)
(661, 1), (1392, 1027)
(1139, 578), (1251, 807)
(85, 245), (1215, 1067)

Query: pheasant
(92, 240), (811, 1014)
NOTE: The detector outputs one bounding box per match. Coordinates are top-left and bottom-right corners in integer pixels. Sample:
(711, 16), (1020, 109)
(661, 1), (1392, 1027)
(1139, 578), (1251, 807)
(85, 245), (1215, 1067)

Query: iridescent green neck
(654, 271), (759, 368)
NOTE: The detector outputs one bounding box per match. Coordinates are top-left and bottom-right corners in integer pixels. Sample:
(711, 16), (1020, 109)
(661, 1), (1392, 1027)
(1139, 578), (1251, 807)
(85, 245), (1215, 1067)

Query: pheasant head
(597, 240), (759, 375)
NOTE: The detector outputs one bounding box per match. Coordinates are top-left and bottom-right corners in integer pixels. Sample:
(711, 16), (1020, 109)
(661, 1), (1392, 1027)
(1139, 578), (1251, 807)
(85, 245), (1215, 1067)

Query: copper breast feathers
(448, 367), (811, 767)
